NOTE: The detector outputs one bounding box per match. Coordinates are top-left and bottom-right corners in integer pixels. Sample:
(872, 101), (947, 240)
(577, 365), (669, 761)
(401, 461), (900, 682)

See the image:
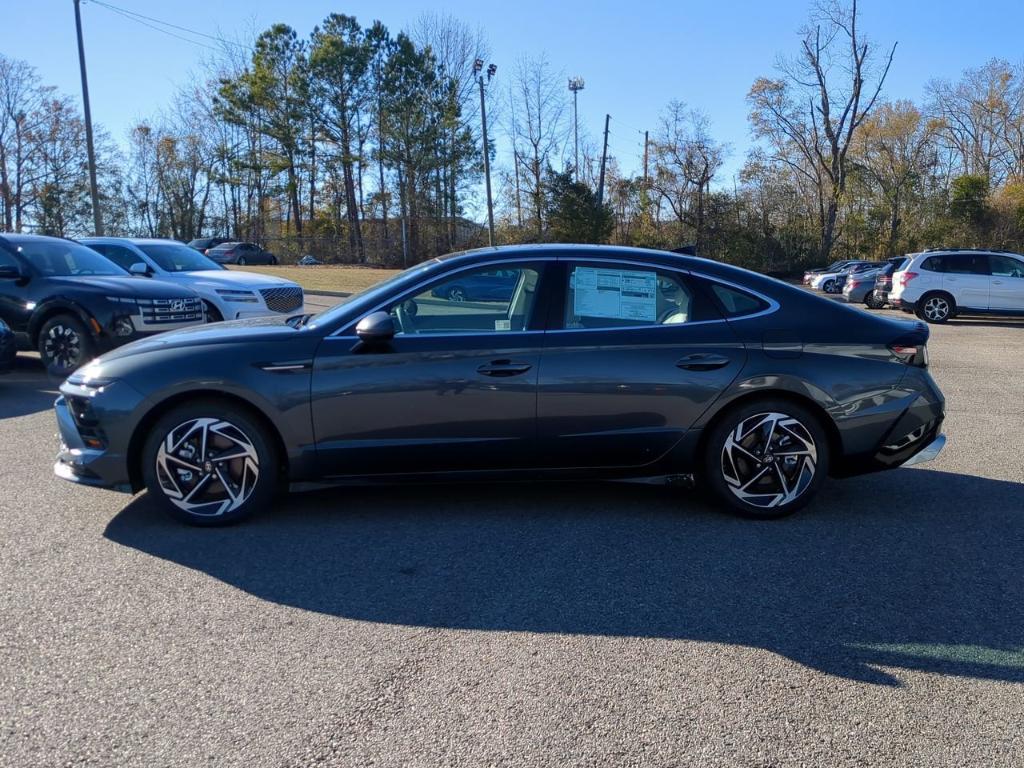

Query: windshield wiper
(285, 313), (313, 328)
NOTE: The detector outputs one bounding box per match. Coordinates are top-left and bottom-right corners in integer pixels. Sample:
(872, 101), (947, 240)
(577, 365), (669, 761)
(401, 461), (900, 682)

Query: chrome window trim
(324, 253), (781, 340)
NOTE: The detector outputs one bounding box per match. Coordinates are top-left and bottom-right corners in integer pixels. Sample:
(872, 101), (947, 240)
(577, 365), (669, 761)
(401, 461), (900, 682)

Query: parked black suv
(0, 234), (205, 376)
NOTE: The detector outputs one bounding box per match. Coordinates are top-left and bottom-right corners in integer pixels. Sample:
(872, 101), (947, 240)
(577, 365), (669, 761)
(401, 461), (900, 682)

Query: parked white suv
(81, 238), (305, 322)
(890, 249), (1024, 323)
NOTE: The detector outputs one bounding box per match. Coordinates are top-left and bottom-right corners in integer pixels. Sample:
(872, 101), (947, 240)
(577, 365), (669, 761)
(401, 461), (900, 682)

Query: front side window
(989, 254), (1024, 278)
(137, 243), (223, 272)
(563, 263), (710, 328)
(388, 264), (541, 335)
(90, 244), (140, 271)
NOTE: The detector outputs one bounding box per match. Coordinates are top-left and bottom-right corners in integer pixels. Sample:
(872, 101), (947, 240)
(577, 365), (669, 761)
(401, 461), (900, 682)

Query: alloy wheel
(721, 412), (818, 509)
(43, 324), (83, 371)
(922, 296), (950, 322)
(155, 417), (260, 517)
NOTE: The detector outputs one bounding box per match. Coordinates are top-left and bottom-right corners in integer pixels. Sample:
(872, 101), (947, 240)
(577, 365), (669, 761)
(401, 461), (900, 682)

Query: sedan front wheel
(142, 400), (278, 526)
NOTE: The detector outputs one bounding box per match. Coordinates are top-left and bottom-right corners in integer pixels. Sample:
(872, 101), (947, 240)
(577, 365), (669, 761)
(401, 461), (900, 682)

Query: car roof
(1, 233), (79, 244)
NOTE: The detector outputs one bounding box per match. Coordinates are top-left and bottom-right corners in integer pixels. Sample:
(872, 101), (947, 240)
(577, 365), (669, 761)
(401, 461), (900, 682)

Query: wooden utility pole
(642, 130), (649, 185)
(478, 74), (495, 246)
(74, 0), (103, 235)
(597, 114), (610, 205)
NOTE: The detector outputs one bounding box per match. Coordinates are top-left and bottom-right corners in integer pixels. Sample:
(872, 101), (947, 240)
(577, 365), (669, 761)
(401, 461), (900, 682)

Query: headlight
(112, 315), (135, 337)
(215, 289), (259, 303)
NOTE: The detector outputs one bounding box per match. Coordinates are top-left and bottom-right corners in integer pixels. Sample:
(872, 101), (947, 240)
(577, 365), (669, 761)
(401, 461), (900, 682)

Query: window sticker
(572, 266), (657, 321)
(494, 319), (511, 331)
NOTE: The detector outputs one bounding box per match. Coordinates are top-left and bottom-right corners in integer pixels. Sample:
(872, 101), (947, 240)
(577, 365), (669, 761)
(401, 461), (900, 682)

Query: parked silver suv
(890, 249), (1024, 323)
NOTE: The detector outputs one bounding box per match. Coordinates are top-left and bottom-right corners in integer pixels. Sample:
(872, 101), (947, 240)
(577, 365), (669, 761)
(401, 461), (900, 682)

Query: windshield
(308, 259), (443, 330)
(15, 239), (127, 277)
(138, 243), (224, 272)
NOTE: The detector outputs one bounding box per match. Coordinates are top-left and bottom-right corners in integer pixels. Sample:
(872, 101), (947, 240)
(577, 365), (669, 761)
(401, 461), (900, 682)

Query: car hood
(176, 270), (300, 291)
(91, 315), (305, 365)
(46, 275), (198, 299)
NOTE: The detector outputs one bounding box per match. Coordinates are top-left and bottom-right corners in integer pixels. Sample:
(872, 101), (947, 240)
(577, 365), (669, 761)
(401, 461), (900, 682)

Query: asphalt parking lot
(1, 304), (1023, 767)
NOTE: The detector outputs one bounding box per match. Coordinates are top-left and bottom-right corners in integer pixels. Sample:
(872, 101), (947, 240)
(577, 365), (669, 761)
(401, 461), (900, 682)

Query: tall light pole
(474, 58), (496, 247)
(73, 0), (103, 235)
(568, 77), (585, 182)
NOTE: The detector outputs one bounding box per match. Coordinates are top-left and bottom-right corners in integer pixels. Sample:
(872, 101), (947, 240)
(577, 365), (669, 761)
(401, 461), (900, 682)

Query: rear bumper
(901, 433), (946, 467)
(898, 299), (917, 313)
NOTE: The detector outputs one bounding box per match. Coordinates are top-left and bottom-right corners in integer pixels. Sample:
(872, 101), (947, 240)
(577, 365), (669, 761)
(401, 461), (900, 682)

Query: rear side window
(562, 262), (717, 329)
(946, 253), (990, 275)
(707, 282), (769, 318)
(921, 256), (945, 273)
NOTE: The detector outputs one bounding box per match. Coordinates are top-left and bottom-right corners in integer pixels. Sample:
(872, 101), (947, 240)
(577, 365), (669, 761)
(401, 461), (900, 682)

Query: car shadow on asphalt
(0, 357), (59, 419)
(104, 468), (1024, 687)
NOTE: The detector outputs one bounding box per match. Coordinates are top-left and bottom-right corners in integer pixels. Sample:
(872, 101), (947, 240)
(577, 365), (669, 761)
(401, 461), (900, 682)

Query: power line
(84, 0), (250, 53)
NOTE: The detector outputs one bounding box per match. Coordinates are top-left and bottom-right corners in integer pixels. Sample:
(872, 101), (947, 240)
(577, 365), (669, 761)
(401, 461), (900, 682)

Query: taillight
(896, 271), (918, 288)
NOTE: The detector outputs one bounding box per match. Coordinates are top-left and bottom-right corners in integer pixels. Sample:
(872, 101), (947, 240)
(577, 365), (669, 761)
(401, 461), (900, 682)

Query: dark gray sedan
(53, 245), (946, 525)
(207, 242), (278, 265)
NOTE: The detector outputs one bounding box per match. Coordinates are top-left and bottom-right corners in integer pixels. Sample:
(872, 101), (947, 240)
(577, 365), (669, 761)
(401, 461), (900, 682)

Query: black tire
(703, 398), (830, 519)
(916, 292), (954, 324)
(864, 291), (884, 309)
(38, 314), (95, 377)
(237, 256), (247, 266)
(822, 279), (838, 294)
(267, 254), (278, 265)
(141, 399), (278, 526)
(203, 301), (223, 323)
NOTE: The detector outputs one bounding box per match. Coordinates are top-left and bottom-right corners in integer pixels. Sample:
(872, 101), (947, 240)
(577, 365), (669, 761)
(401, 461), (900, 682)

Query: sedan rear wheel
(704, 400), (829, 519)
(142, 401), (277, 526)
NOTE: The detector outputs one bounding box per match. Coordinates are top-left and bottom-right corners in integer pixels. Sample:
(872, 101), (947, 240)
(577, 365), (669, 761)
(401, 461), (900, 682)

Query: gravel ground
(1, 307), (1022, 767)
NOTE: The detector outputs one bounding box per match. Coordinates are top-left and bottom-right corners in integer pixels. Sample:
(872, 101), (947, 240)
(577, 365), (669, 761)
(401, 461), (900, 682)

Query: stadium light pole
(475, 59), (496, 246)
(568, 77), (585, 182)
(73, 0), (103, 235)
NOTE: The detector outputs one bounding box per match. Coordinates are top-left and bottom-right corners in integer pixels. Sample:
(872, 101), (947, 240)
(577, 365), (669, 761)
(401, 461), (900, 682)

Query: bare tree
(748, 0), (896, 260)
(650, 101), (725, 247)
(508, 54), (569, 236)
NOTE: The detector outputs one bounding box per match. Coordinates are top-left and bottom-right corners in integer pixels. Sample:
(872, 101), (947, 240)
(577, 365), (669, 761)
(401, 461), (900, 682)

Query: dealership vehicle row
(0, 234), (303, 375)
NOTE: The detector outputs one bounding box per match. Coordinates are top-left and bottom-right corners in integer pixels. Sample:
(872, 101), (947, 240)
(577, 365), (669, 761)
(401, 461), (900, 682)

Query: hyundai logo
(170, 299), (186, 312)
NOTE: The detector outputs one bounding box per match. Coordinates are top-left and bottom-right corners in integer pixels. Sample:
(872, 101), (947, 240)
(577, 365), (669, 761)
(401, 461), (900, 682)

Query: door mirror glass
(129, 262), (150, 276)
(355, 311), (396, 343)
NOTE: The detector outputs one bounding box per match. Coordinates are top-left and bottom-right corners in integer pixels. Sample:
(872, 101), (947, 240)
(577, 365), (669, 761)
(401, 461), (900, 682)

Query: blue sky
(8, 0), (1024, 192)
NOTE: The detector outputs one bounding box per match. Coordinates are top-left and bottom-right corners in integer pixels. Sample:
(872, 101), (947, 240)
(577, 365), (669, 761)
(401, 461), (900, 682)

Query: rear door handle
(477, 359), (533, 377)
(676, 353), (731, 371)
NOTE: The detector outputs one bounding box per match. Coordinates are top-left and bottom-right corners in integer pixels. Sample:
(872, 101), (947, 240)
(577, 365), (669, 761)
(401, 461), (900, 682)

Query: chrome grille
(137, 296), (204, 326)
(260, 287), (303, 313)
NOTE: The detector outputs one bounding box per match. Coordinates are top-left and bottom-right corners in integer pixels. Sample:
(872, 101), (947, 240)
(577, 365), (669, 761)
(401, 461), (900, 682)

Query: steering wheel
(394, 300), (418, 334)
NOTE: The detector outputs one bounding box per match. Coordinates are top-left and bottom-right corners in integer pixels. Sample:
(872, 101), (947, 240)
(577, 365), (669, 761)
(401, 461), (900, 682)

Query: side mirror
(355, 311), (395, 344)
(0, 264), (21, 280)
(129, 262), (150, 276)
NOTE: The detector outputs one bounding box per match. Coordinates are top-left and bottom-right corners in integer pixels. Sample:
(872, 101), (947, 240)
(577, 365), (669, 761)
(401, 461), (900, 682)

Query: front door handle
(477, 359), (533, 377)
(676, 353), (731, 371)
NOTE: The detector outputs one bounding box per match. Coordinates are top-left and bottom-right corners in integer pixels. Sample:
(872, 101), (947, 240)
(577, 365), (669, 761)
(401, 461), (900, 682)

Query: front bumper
(52, 380), (144, 493)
